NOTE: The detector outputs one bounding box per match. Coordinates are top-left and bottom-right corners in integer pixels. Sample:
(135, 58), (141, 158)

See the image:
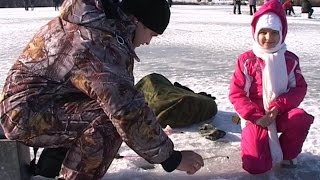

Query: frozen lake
(0, 4), (319, 180)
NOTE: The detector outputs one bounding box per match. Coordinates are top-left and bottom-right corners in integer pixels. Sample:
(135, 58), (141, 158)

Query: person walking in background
(249, 0), (257, 15)
(53, 0), (61, 11)
(229, 0), (313, 174)
(30, 0), (35, 11)
(24, 0), (30, 11)
(282, 0), (295, 16)
(233, 0), (242, 14)
(0, 0), (204, 179)
(301, 0), (313, 18)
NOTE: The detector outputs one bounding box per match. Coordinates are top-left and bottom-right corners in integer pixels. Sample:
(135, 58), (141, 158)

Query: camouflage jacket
(0, 0), (173, 164)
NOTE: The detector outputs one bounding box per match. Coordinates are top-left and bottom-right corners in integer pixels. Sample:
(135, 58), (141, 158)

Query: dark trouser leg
(54, 3), (59, 11)
(309, 9), (314, 18)
(237, 2), (241, 14)
(233, 4), (236, 14)
(249, 5), (256, 15)
(24, 1), (29, 11)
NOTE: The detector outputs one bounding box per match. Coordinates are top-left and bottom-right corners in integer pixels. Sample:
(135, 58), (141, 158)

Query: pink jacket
(229, 0), (307, 124)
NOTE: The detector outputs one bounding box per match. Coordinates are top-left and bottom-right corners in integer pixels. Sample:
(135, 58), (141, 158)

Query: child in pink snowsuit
(229, 0), (314, 174)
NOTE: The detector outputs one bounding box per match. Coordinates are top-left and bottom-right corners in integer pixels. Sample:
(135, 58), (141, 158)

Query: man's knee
(1, 125), (28, 141)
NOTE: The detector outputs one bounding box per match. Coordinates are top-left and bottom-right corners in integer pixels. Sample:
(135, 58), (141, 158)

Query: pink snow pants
(241, 108), (314, 174)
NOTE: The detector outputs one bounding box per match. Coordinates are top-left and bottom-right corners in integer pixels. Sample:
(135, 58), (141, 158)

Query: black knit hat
(120, 0), (171, 34)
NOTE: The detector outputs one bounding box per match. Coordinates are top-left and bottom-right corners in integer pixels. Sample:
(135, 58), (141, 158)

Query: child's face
(257, 28), (280, 49)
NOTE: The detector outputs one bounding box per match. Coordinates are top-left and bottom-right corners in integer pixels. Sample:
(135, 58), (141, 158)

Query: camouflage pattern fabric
(0, 0), (173, 179)
(135, 73), (218, 128)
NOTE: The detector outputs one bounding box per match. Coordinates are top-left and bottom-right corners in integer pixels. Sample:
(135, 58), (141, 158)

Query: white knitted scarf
(253, 43), (288, 109)
(252, 12), (288, 165)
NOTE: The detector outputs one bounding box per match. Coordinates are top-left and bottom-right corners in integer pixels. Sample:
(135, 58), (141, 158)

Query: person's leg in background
(234, 2), (237, 14)
(308, 9), (314, 18)
(237, 1), (241, 14)
(291, 7), (295, 15)
(24, 0), (29, 11)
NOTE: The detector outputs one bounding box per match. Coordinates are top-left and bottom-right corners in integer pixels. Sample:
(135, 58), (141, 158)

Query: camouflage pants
(1, 97), (122, 179)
